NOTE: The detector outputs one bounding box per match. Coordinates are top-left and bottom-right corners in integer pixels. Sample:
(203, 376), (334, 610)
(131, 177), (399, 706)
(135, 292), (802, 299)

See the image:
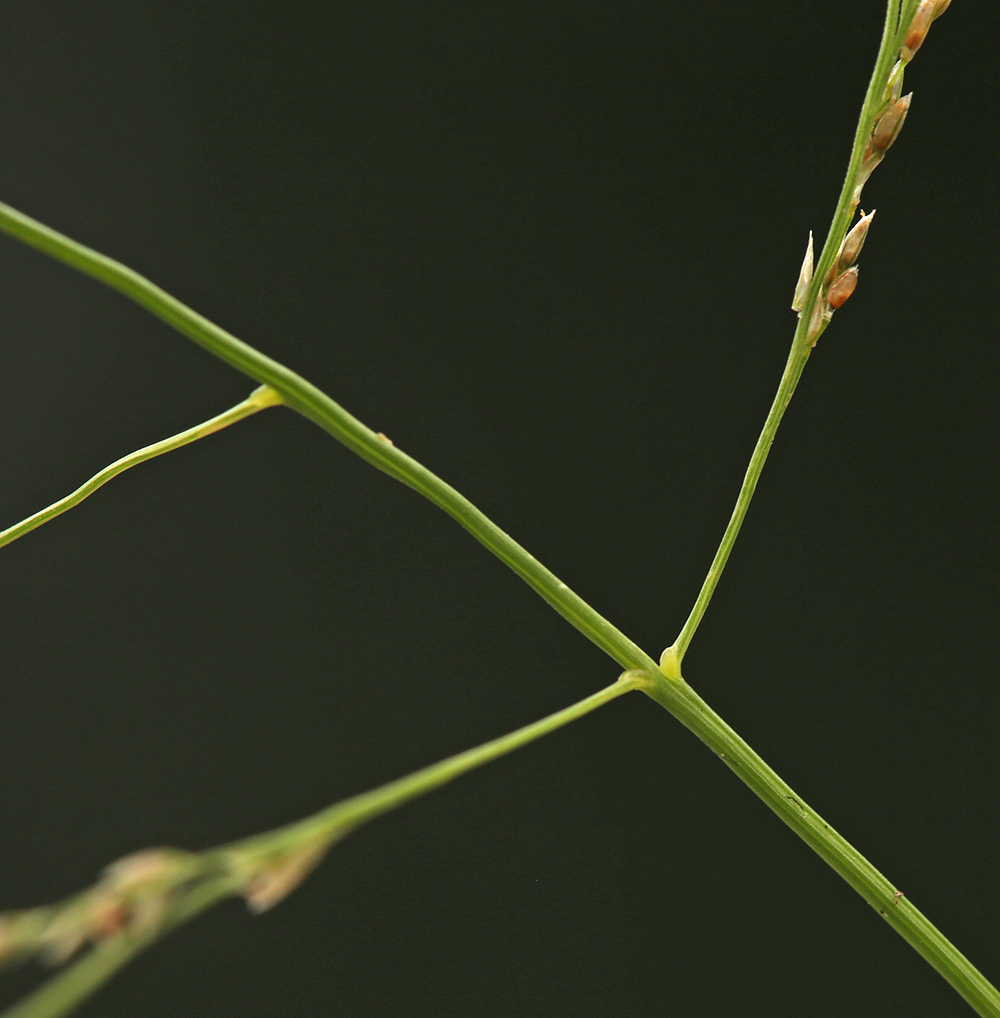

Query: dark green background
(2, 2), (998, 1015)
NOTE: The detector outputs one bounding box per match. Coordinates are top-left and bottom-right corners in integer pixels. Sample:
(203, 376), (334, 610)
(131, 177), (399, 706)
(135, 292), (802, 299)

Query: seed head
(931, 0), (952, 20)
(827, 266), (859, 310)
(101, 848), (190, 893)
(902, 0), (936, 61)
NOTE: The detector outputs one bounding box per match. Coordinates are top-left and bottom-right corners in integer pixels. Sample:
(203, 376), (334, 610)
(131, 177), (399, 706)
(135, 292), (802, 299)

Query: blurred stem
(0, 386), (281, 551)
(664, 0), (907, 671)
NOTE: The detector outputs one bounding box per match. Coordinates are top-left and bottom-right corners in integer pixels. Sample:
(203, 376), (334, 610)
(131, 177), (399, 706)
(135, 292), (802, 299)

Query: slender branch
(229, 670), (648, 863)
(0, 386), (282, 551)
(664, 0), (907, 672)
(664, 349), (808, 671)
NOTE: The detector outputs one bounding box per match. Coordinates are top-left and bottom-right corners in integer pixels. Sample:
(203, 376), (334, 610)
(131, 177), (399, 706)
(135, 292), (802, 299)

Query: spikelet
(872, 94), (912, 153)
(837, 210), (876, 272)
(241, 843), (331, 914)
(791, 231), (815, 312)
(0, 847), (198, 969)
(902, 0), (936, 61)
(883, 60), (905, 104)
(827, 267), (859, 310)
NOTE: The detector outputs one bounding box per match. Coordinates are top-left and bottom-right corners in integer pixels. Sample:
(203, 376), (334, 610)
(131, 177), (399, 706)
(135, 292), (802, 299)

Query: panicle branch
(796, 0), (952, 348)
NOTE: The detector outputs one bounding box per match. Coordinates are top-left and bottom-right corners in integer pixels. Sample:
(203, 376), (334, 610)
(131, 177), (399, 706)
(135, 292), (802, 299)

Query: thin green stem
(666, 347), (809, 671)
(230, 671), (647, 863)
(0, 386), (281, 551)
(0, 199), (649, 674)
(665, 0), (907, 671)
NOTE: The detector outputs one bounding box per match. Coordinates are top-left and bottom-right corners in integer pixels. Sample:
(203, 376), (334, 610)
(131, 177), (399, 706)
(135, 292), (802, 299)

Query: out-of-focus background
(2, 3), (998, 1015)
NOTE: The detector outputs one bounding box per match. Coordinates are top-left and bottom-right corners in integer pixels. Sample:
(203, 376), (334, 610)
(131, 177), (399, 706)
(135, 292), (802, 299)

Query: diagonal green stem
(642, 670), (1000, 1017)
(0, 386), (281, 551)
(0, 199), (650, 674)
(227, 671), (647, 864)
(664, 0), (911, 672)
(665, 348), (809, 671)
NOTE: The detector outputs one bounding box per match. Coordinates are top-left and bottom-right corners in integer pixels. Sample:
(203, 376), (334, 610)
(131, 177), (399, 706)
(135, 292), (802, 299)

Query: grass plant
(1, 2), (995, 1015)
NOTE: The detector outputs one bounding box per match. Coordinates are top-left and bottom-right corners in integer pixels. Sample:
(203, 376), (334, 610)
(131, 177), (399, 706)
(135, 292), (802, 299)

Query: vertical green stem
(666, 346), (809, 669)
(664, 0), (907, 672)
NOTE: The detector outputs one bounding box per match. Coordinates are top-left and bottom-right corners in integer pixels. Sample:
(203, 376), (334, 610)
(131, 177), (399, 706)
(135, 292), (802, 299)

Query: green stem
(666, 348), (809, 669)
(0, 200), (649, 673)
(230, 671), (647, 863)
(641, 671), (1000, 1017)
(665, 0), (909, 671)
(0, 386), (281, 551)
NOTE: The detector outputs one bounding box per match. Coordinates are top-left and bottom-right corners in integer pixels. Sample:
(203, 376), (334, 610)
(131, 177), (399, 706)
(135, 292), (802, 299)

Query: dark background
(1, 2), (997, 1015)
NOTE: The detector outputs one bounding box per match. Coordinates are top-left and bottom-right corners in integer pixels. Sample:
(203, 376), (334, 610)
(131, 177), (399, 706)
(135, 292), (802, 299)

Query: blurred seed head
(234, 841), (333, 915)
(102, 848), (193, 894)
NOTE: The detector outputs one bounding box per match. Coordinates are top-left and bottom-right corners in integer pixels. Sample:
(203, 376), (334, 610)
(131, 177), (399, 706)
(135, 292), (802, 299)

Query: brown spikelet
(838, 210), (876, 271)
(902, 0), (936, 61)
(871, 94), (912, 153)
(827, 267), (859, 310)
